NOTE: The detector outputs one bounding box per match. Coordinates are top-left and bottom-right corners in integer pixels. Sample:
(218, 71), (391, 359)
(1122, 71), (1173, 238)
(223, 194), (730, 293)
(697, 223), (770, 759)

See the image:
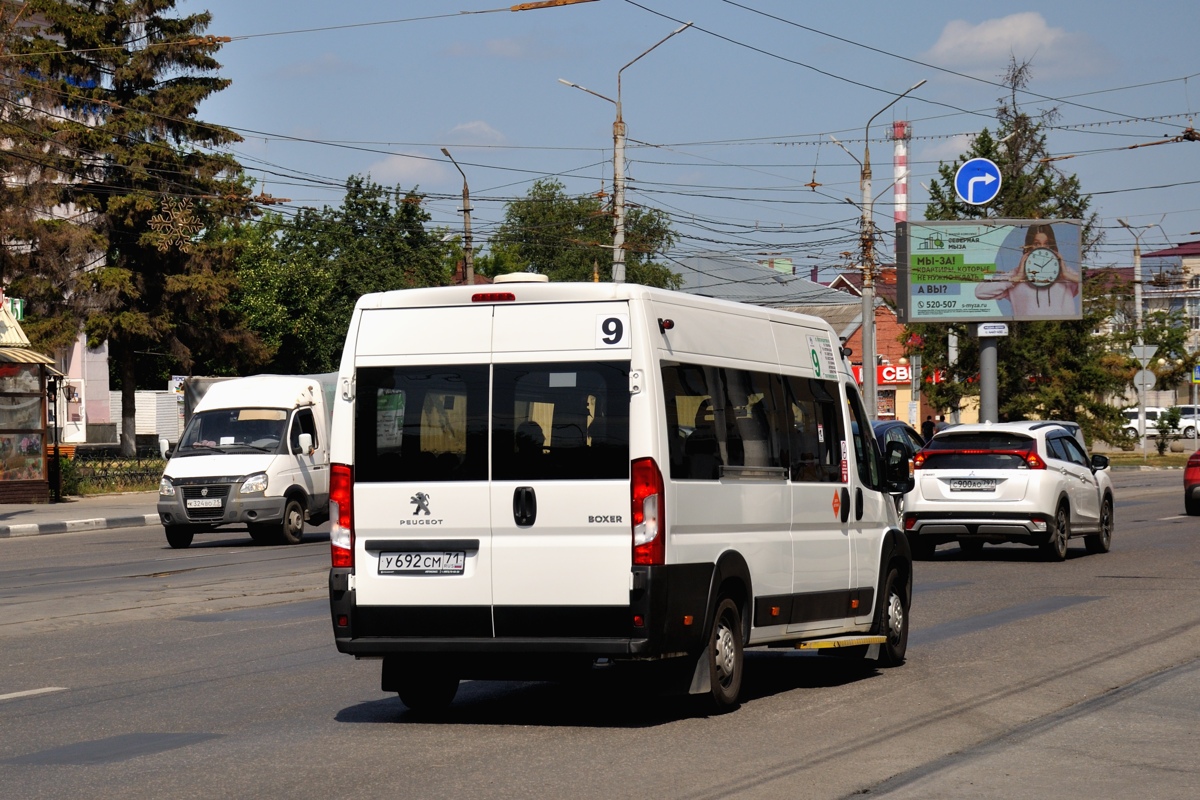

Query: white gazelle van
(328, 278), (914, 711)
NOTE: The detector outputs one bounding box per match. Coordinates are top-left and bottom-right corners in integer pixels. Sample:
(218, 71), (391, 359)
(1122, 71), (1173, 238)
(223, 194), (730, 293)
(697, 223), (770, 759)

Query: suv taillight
(330, 463), (354, 568)
(632, 457), (665, 565)
(1024, 451), (1047, 469)
(913, 451), (927, 469)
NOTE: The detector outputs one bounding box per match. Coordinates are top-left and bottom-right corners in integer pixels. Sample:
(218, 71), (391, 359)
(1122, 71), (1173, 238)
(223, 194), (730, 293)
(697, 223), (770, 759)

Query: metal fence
(65, 448), (165, 494)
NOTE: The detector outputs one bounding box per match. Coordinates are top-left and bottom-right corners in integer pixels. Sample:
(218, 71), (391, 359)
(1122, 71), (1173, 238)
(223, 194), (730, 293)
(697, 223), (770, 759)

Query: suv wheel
(1041, 504), (1070, 562)
(1085, 497), (1113, 554)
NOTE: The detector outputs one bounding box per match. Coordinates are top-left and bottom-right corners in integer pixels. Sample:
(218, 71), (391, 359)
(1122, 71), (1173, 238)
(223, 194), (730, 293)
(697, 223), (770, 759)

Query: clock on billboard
(1023, 247), (1061, 287)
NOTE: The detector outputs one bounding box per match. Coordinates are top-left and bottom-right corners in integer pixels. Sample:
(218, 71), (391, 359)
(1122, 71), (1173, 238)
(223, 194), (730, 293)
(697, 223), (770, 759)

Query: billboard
(896, 219), (1083, 323)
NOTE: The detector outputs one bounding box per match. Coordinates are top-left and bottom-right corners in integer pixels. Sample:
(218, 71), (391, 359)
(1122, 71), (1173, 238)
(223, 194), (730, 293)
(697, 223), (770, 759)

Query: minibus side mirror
(883, 441), (915, 494)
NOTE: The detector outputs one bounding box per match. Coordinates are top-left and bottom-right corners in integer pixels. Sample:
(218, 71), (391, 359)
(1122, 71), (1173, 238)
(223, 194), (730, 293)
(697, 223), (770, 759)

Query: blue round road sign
(954, 157), (1002, 206)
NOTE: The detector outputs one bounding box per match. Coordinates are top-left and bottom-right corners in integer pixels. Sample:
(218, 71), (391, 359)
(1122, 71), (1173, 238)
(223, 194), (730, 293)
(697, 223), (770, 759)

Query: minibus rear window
(492, 361), (630, 481)
(354, 366), (489, 483)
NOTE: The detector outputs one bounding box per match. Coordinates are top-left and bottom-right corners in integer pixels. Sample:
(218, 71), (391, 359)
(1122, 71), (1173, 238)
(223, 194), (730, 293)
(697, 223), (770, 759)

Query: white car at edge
(903, 421), (1114, 561)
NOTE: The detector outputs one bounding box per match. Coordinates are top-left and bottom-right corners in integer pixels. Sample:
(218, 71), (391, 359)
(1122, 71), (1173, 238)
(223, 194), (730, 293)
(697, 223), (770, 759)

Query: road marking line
(0, 687), (68, 702)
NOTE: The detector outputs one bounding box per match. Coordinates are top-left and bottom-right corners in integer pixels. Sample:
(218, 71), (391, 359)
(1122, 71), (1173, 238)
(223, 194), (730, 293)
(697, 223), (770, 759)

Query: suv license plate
(379, 552), (466, 575)
(949, 479), (997, 492)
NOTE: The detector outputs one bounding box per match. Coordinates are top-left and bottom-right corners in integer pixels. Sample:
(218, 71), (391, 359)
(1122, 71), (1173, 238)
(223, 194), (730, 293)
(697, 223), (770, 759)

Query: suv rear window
(920, 432), (1037, 470)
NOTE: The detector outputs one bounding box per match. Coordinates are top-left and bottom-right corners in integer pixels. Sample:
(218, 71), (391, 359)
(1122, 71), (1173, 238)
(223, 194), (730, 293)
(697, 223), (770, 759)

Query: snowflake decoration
(148, 197), (203, 253)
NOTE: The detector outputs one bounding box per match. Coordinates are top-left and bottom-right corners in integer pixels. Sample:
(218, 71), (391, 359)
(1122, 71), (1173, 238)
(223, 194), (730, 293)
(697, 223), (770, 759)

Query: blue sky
(184, 0), (1199, 276)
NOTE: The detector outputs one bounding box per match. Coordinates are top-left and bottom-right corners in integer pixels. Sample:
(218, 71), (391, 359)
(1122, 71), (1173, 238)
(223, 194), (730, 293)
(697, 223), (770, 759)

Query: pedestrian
(921, 415), (935, 443)
(934, 414), (950, 432)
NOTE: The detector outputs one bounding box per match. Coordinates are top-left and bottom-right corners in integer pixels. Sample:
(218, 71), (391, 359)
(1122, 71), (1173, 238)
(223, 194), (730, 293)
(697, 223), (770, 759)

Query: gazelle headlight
(241, 473), (268, 494)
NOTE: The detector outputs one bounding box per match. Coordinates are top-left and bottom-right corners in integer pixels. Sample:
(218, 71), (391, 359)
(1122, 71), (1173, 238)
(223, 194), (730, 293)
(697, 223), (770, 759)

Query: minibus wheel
(397, 669), (460, 713)
(875, 566), (909, 667)
(708, 597), (743, 711)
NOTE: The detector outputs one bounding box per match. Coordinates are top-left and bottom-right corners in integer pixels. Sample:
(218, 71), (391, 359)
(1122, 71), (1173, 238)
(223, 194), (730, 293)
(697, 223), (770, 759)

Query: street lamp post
(1119, 219), (1168, 457)
(832, 80), (926, 418)
(441, 148), (473, 286)
(559, 21), (691, 283)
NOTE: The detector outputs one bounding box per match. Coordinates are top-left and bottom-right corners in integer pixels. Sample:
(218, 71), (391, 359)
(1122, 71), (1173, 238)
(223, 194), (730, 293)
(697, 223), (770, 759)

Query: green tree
(908, 59), (1125, 444)
(490, 178), (680, 287)
(0, 4), (107, 354)
(6, 1), (266, 453)
(231, 177), (451, 373)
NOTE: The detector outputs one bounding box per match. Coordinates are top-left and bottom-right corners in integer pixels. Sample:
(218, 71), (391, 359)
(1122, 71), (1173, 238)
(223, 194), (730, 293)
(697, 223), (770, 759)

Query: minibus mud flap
(687, 551), (751, 695)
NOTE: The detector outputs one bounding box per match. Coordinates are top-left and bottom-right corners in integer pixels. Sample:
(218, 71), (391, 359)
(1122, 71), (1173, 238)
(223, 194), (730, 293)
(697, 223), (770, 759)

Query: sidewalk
(0, 492), (159, 539)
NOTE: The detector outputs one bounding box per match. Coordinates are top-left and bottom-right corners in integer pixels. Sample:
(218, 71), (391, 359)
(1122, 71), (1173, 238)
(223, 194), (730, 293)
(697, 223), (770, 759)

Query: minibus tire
(874, 566), (909, 667)
(708, 597), (744, 711)
(398, 672), (460, 713)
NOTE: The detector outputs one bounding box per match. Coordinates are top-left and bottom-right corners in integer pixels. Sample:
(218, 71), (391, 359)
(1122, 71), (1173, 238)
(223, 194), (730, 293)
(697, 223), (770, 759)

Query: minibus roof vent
(493, 273), (550, 284)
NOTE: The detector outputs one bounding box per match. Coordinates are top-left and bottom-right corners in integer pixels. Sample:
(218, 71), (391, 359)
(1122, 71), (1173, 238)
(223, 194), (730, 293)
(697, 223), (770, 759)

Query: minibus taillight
(472, 292), (516, 303)
(330, 463), (354, 568)
(632, 457), (665, 565)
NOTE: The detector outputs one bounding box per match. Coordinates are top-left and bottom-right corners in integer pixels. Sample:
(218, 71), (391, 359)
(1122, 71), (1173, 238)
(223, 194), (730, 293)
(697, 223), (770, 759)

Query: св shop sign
(851, 365), (944, 385)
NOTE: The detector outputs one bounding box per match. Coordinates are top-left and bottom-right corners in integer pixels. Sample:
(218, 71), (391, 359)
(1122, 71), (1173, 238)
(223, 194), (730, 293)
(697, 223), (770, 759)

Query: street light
(831, 79), (926, 419)
(559, 21), (691, 282)
(441, 148), (473, 286)
(1117, 218), (1154, 333)
(1119, 219), (1173, 459)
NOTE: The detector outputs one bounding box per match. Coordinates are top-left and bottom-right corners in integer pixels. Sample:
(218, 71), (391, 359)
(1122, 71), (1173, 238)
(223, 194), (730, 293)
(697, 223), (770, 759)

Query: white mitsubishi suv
(903, 421), (1114, 561)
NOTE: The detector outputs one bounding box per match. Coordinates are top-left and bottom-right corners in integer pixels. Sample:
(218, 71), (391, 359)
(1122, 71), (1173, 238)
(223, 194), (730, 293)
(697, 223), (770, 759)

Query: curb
(0, 514), (161, 539)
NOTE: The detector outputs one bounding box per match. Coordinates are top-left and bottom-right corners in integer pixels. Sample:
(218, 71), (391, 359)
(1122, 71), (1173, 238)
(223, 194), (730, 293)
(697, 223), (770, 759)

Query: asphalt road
(1, 470), (1198, 799)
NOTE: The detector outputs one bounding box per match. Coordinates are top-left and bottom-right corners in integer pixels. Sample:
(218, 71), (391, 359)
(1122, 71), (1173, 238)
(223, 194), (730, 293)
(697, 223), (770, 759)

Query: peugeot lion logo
(410, 492), (432, 516)
(201, 488), (209, 497)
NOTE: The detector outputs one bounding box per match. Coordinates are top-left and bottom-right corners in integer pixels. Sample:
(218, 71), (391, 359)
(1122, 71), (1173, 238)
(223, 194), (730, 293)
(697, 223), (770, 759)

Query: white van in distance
(157, 374), (335, 549)
(327, 278), (914, 711)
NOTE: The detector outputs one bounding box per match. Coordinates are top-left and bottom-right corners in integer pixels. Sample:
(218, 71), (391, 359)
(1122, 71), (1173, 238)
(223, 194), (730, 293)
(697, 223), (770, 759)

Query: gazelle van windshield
(176, 408), (288, 454)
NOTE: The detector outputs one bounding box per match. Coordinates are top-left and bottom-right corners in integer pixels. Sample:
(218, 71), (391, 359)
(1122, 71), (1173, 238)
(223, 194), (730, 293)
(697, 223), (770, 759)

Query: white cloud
(922, 13), (1102, 79)
(445, 120), (506, 145)
(363, 153), (446, 188)
(920, 134), (977, 165)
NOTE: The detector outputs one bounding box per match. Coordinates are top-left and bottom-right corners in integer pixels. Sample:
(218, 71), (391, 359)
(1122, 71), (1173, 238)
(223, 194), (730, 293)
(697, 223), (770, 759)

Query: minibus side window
(492, 361), (630, 481)
(844, 385), (883, 490)
(714, 368), (787, 470)
(784, 376), (844, 483)
(661, 362), (722, 480)
(663, 363), (787, 479)
(354, 366), (489, 482)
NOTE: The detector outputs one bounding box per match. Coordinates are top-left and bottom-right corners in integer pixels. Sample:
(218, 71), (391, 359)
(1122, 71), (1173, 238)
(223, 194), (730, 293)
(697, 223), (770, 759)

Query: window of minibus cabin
(354, 366), (489, 482)
(783, 376), (844, 483)
(844, 385), (883, 490)
(492, 361), (629, 481)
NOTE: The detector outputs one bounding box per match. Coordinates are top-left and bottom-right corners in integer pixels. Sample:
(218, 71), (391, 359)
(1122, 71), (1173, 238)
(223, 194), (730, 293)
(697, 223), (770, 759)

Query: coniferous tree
(4, 1), (265, 453)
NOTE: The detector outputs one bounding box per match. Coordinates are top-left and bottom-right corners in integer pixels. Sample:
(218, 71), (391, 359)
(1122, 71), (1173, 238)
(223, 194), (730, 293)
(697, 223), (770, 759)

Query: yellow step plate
(796, 635), (887, 650)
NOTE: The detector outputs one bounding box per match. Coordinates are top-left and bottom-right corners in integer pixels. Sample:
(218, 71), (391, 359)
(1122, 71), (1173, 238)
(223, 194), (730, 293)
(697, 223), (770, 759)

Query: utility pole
(833, 79), (926, 419)
(441, 148), (473, 285)
(560, 21), (691, 283)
